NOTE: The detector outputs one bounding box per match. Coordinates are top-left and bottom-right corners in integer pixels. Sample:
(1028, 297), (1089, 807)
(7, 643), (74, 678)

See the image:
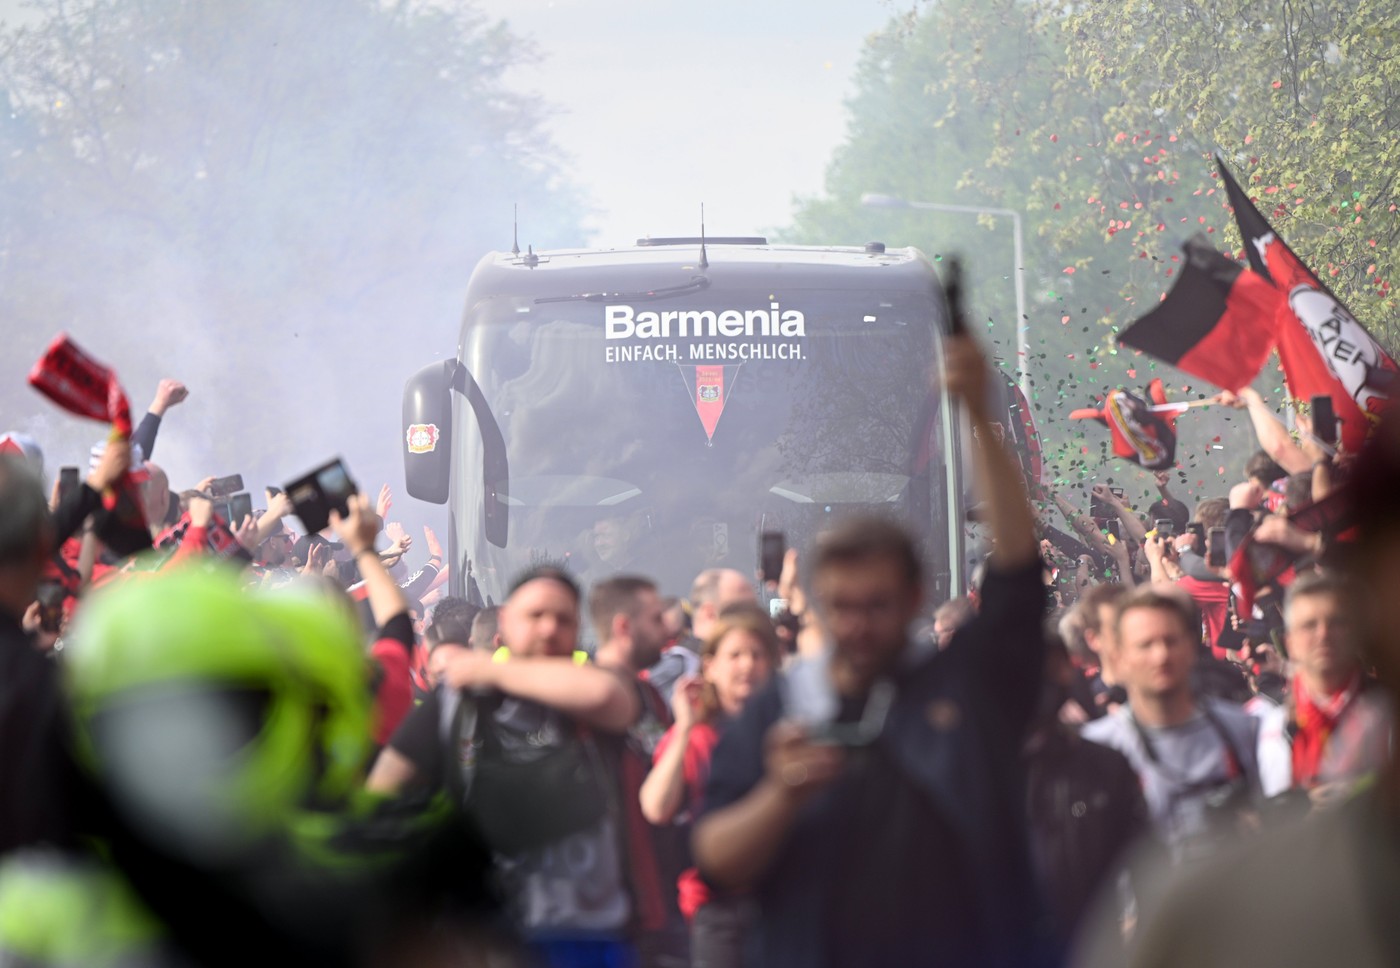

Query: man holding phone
(693, 328), (1049, 968)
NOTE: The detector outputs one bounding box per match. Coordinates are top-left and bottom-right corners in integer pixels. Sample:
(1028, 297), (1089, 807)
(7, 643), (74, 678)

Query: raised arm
(330, 493), (409, 632)
(443, 652), (641, 734)
(639, 677), (703, 824)
(1219, 388), (1311, 474)
(945, 334), (1037, 569)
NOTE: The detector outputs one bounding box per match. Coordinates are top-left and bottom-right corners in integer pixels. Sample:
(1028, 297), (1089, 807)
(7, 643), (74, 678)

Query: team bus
(402, 237), (1030, 608)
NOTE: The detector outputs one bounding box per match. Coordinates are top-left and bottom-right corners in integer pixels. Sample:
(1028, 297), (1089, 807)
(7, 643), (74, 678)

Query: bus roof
(461, 241), (944, 310)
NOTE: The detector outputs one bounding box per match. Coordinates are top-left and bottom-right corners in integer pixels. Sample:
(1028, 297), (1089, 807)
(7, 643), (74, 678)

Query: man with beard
(590, 576), (683, 967)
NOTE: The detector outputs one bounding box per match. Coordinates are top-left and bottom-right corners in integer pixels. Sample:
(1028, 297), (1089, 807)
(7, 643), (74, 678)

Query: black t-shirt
(385, 685), (447, 793)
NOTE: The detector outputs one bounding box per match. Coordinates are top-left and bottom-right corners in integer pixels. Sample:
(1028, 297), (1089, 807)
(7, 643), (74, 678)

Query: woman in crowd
(640, 605), (779, 968)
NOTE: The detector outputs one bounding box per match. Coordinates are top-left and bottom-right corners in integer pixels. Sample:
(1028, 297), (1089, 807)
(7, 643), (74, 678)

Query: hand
(384, 520), (409, 547)
(1107, 536), (1131, 567)
(1144, 532), (1168, 564)
(188, 494), (213, 528)
(671, 675), (704, 732)
(21, 600), (43, 633)
(302, 540), (332, 576)
(940, 334), (991, 421)
(385, 532), (412, 558)
(87, 439), (131, 492)
(777, 548), (805, 617)
(264, 490), (292, 520)
(1090, 483), (1121, 507)
(442, 649), (500, 691)
(1154, 470), (1173, 495)
(1253, 515), (1320, 556)
(328, 493), (382, 556)
(1229, 479), (1266, 510)
(376, 483), (393, 521)
(763, 720), (845, 801)
(1174, 532), (1198, 556)
(149, 379), (189, 416)
(423, 525), (444, 563)
(233, 515), (259, 550)
(194, 476), (217, 496)
(1215, 389), (1246, 410)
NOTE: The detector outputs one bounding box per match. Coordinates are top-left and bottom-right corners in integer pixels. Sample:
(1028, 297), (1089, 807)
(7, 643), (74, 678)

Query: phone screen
(1311, 395), (1338, 447)
(58, 466), (80, 502)
(285, 458), (357, 534)
(759, 531), (785, 584)
(229, 493), (253, 525)
(1207, 527), (1227, 567)
(209, 474), (245, 498)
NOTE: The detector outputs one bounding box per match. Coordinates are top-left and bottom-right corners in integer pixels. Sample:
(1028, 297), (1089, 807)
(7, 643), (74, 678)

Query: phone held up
(1310, 394), (1338, 448)
(1207, 527), (1228, 568)
(759, 531), (786, 586)
(207, 474), (245, 498)
(58, 466), (80, 503)
(284, 459), (357, 535)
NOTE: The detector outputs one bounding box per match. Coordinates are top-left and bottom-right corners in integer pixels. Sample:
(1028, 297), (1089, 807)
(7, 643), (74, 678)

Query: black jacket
(1026, 724), (1149, 946)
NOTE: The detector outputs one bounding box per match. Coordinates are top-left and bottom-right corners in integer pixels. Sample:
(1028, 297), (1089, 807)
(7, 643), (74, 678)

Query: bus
(402, 238), (1018, 609)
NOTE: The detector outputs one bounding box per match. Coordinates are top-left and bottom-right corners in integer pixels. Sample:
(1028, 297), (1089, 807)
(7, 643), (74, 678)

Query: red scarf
(1291, 672), (1361, 789)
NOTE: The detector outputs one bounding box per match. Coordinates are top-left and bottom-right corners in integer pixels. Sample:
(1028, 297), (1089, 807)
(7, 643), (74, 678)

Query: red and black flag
(1216, 156), (1399, 451)
(1070, 378), (1180, 470)
(1118, 234), (1281, 392)
(28, 334), (151, 555)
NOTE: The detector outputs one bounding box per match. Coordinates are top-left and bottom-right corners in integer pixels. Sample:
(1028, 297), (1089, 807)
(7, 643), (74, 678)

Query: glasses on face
(821, 596), (904, 623)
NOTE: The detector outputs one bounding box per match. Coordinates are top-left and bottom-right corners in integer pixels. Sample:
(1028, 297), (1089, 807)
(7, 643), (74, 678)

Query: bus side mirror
(403, 359), (454, 504)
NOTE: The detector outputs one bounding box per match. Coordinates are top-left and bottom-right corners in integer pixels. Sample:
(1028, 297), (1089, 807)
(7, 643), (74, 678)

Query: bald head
(690, 567), (756, 640)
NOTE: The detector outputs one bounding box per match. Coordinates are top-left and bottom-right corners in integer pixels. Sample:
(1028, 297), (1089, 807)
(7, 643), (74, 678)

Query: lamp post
(860, 192), (1030, 399)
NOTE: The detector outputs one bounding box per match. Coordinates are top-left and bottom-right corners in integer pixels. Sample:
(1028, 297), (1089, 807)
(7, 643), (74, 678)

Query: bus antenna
(699, 203), (709, 269)
(511, 204), (520, 257)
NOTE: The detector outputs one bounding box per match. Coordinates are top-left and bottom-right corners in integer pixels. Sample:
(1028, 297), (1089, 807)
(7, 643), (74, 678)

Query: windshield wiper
(534, 276), (710, 304)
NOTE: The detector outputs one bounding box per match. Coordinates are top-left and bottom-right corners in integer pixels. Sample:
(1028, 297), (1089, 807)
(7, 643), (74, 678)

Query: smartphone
(1311, 395), (1337, 447)
(36, 580), (66, 634)
(759, 531), (786, 584)
(58, 466), (80, 502)
(1207, 526), (1228, 567)
(1154, 518), (1175, 537)
(943, 255), (968, 336)
(208, 474), (245, 498)
(229, 492), (253, 526)
(1110, 486), (1125, 499)
(265, 485), (283, 498)
(1187, 522), (1205, 547)
(285, 458), (357, 534)
(1105, 519), (1121, 540)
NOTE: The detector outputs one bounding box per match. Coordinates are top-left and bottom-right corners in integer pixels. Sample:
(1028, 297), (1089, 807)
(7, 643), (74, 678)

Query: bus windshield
(451, 287), (958, 605)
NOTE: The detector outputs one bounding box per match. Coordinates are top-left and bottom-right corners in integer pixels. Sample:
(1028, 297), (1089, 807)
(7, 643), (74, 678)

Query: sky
(472, 0), (899, 245)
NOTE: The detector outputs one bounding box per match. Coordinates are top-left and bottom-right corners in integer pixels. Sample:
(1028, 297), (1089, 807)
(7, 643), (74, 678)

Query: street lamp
(861, 192), (1030, 399)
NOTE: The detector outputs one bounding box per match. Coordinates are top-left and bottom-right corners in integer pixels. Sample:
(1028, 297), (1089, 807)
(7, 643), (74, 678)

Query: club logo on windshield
(406, 423), (440, 454)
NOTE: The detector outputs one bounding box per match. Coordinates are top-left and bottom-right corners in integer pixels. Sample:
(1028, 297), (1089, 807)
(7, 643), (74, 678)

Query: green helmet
(65, 566), (373, 863)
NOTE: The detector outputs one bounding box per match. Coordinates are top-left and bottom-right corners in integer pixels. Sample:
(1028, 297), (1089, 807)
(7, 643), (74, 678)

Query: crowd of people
(3, 329), (1400, 968)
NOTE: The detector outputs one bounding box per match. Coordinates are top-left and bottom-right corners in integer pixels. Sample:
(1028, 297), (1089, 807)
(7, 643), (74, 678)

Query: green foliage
(0, 0), (583, 492)
(783, 0), (1398, 509)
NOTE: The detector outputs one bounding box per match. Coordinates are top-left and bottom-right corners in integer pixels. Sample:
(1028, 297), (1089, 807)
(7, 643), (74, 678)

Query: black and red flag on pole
(1070, 378), (1181, 471)
(1118, 233), (1281, 392)
(1215, 155), (1398, 452)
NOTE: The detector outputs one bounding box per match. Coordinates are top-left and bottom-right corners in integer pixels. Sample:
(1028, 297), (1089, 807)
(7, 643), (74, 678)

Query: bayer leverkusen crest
(406, 423), (440, 454)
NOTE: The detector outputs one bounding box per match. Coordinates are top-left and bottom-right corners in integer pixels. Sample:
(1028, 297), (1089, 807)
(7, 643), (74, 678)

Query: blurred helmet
(64, 567), (372, 862)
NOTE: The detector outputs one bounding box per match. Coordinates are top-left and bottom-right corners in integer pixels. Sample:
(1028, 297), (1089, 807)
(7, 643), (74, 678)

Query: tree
(782, 0), (1399, 507)
(0, 0), (583, 500)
